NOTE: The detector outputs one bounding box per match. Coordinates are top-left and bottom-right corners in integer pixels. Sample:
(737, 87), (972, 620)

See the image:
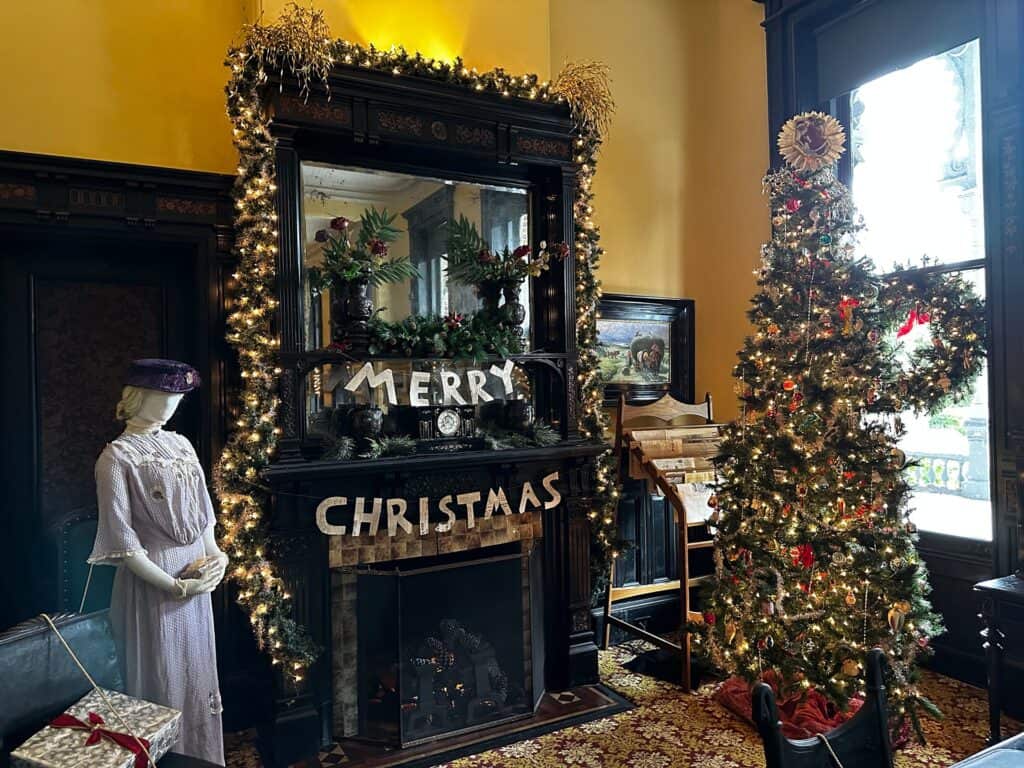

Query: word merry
(316, 472), (560, 538)
(344, 360), (516, 406)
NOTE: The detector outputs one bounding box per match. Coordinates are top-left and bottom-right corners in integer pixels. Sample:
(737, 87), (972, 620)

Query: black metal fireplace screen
(356, 544), (543, 747)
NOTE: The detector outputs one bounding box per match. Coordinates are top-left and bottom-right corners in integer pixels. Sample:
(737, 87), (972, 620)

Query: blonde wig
(115, 385), (146, 422)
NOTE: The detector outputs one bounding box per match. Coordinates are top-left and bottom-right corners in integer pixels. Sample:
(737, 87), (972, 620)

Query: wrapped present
(11, 688), (181, 768)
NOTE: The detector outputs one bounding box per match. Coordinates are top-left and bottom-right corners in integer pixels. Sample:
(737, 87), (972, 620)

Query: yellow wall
(0, 0), (549, 174)
(680, 0), (769, 418)
(0, 1), (241, 173)
(0, 0), (767, 418)
(551, 0), (767, 419)
(260, 0), (551, 80)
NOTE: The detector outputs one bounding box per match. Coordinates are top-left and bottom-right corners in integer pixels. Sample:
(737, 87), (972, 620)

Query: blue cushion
(0, 612), (123, 756)
(953, 734), (1024, 767)
(956, 749), (1024, 767)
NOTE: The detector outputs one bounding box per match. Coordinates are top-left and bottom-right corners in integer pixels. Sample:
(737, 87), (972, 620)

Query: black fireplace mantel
(261, 441), (603, 765)
(254, 62), (604, 767)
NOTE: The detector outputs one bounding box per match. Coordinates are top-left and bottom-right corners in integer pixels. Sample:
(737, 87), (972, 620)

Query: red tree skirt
(715, 673), (863, 740)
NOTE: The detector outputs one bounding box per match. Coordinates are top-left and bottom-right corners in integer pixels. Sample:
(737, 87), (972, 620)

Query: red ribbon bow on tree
(837, 297), (860, 334)
(791, 543), (815, 569)
(49, 711), (151, 768)
(896, 306), (931, 338)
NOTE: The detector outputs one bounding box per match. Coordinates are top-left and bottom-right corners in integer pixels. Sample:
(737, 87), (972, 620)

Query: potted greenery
(445, 214), (568, 327)
(309, 207), (419, 345)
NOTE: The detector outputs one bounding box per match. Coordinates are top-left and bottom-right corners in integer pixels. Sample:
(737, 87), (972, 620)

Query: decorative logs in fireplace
(354, 547), (537, 747)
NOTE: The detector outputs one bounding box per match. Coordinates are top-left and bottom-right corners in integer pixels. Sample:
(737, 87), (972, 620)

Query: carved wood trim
(454, 123), (496, 149)
(0, 151), (233, 228)
(156, 196), (217, 218)
(0, 182), (37, 205)
(69, 188), (125, 211)
(514, 134), (570, 160)
(276, 94), (353, 128)
(376, 109), (426, 138)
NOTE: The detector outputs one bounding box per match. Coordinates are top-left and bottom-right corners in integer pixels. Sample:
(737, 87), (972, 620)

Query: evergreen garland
(217, 3), (617, 679)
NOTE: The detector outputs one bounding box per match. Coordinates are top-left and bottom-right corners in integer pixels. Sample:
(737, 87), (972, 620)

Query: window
(850, 40), (991, 540)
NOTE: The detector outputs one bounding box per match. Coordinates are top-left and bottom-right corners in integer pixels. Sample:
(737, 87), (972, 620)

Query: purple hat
(126, 359), (201, 393)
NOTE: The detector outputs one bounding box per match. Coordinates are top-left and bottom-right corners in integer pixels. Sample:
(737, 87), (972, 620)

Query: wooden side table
(974, 574), (1024, 744)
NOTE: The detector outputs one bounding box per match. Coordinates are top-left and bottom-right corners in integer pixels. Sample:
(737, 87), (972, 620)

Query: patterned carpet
(226, 643), (1022, 767)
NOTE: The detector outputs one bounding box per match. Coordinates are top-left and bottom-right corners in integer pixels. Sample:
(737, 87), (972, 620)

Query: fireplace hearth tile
(317, 744), (349, 765)
(328, 513), (542, 568)
(317, 684), (630, 768)
(551, 690), (582, 705)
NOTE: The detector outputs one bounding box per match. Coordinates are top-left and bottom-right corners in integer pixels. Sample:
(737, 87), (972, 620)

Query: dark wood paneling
(0, 149), (238, 703)
(35, 278), (164, 527)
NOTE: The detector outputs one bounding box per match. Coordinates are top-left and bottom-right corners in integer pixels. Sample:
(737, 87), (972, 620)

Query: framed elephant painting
(595, 293), (694, 406)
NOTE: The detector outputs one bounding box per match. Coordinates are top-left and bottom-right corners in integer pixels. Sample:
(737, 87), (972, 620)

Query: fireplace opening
(349, 542), (543, 747)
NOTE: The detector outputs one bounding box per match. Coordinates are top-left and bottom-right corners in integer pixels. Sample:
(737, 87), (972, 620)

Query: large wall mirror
(300, 162), (532, 350)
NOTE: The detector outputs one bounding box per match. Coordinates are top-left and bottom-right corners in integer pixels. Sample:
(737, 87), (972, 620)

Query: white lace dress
(89, 430), (225, 766)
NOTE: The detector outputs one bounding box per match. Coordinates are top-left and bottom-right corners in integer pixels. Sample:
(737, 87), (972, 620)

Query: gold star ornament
(777, 111), (846, 172)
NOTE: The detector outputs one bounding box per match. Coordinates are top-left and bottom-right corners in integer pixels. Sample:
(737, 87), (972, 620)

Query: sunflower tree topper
(702, 112), (986, 734)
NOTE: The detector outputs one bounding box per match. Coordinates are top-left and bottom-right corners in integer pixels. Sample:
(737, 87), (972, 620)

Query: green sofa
(0, 611), (220, 767)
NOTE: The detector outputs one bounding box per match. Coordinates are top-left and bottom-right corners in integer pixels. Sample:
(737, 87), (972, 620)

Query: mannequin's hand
(174, 570), (221, 598)
(200, 527), (230, 587)
(207, 552), (229, 586)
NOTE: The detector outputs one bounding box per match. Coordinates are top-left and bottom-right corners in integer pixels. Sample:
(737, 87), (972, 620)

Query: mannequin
(90, 360), (227, 766)
(117, 389), (225, 598)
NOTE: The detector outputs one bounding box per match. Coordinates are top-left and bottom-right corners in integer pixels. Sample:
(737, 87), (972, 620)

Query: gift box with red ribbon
(11, 689), (180, 768)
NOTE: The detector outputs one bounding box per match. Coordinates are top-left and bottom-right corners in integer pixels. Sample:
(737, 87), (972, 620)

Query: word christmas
(316, 472), (561, 538)
(343, 359), (517, 406)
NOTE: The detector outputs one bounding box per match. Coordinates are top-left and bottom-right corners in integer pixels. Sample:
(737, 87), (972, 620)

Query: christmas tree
(703, 112), (987, 733)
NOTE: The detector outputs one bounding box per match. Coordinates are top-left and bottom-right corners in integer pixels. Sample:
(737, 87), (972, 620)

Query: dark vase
(478, 281), (502, 315)
(349, 404), (383, 445)
(329, 287), (349, 344)
(501, 282), (526, 327)
(347, 279), (374, 330)
(506, 398), (535, 430)
(327, 279), (373, 350)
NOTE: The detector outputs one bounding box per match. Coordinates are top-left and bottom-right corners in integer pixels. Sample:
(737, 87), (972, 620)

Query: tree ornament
(791, 543), (815, 569)
(838, 297), (860, 335)
(842, 658), (860, 677)
(891, 447), (907, 469)
(845, 591), (857, 607)
(776, 111), (846, 172)
(888, 601), (911, 633)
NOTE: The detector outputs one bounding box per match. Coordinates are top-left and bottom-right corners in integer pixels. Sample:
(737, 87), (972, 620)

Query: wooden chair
(752, 648), (894, 768)
(602, 392), (717, 690)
